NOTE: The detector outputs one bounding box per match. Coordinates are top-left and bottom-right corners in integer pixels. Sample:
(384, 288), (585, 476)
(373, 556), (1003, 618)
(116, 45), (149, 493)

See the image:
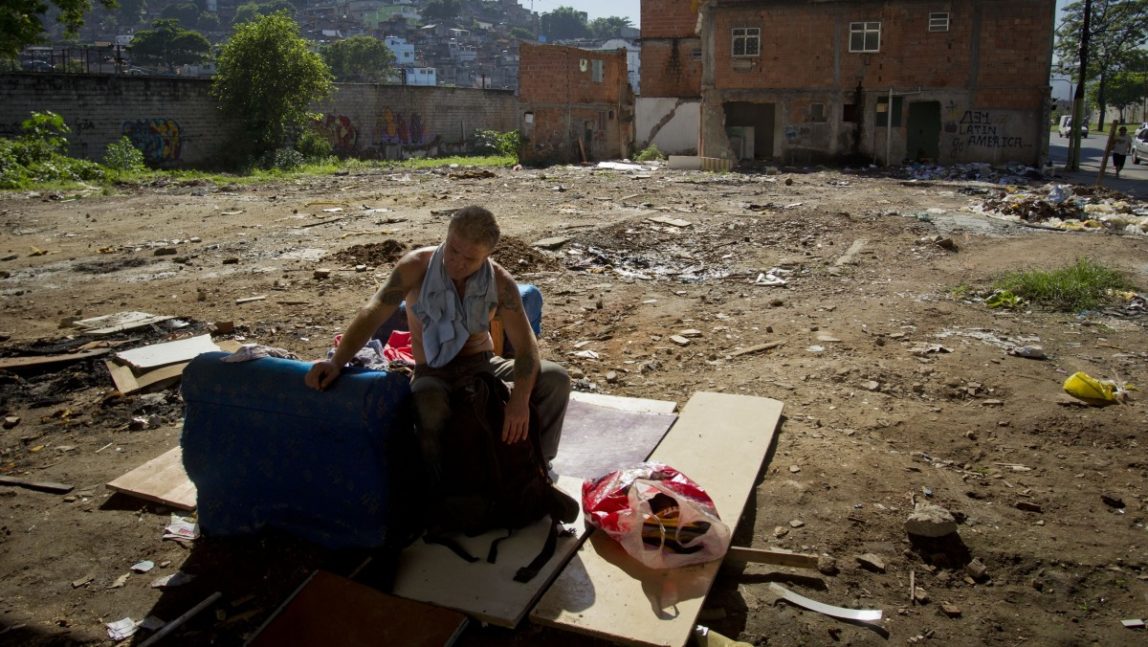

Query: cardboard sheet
(554, 398), (677, 481)
(531, 392), (783, 647)
(115, 335), (219, 370)
(392, 476), (587, 628)
(106, 446), (197, 510)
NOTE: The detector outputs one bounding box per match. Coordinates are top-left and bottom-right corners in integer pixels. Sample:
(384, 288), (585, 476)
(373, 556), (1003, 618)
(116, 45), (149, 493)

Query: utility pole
(1066, 0), (1092, 171)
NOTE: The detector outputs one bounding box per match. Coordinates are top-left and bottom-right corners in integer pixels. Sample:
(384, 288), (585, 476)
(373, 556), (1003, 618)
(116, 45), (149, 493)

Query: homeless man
(304, 205), (571, 472)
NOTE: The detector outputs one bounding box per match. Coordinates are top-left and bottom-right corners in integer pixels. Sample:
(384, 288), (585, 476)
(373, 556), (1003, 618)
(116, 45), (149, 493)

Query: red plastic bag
(582, 463), (731, 569)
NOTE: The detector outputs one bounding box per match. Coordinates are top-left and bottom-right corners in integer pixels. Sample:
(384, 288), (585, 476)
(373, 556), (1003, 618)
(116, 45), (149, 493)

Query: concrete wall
(0, 73), (237, 167)
(518, 43), (634, 164)
(693, 0), (1055, 166)
(636, 97), (699, 154)
(0, 73), (519, 167)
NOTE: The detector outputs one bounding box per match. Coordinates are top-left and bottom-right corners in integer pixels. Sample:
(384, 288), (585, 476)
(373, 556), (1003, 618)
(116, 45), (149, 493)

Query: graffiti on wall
(122, 118), (182, 162)
(950, 110), (1025, 151)
(376, 108), (427, 146)
(316, 114), (359, 154)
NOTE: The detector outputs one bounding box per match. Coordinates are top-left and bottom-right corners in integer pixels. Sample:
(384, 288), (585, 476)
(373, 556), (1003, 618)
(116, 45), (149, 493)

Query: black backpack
(420, 371), (577, 582)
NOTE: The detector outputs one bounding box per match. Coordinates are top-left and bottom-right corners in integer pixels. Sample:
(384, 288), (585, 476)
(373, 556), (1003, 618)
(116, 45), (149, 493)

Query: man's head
(1119, 127), (1127, 134)
(444, 206), (500, 281)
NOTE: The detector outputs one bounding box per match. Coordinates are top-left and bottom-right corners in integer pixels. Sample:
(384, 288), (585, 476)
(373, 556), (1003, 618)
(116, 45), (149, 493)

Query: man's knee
(535, 362), (570, 399)
(411, 380), (451, 432)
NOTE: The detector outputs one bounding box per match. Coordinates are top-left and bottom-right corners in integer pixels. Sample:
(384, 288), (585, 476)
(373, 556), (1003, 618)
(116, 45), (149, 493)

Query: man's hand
(502, 394), (530, 444)
(305, 360), (342, 391)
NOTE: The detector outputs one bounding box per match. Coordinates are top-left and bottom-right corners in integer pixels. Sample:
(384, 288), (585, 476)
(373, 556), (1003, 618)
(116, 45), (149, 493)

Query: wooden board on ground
(531, 392), (783, 647)
(249, 570), (468, 647)
(391, 476), (587, 628)
(554, 398), (677, 481)
(114, 334), (219, 370)
(106, 446), (196, 510)
(0, 348), (109, 371)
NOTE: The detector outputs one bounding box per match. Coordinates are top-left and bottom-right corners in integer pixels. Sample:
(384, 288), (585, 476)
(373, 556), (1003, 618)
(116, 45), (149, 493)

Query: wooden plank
(104, 359), (141, 393)
(727, 341), (784, 358)
(250, 570), (467, 647)
(392, 476), (588, 628)
(724, 546), (819, 570)
(569, 391), (677, 415)
(106, 446), (197, 510)
(114, 334), (218, 370)
(0, 475), (74, 494)
(531, 392), (783, 647)
(0, 348), (109, 371)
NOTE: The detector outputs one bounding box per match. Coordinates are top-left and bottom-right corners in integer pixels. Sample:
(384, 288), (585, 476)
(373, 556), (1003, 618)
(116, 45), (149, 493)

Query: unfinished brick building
(518, 43), (634, 164)
(641, 0), (1056, 166)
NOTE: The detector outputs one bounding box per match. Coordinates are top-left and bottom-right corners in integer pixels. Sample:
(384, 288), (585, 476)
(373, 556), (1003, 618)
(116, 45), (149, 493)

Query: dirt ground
(1, 163), (1147, 647)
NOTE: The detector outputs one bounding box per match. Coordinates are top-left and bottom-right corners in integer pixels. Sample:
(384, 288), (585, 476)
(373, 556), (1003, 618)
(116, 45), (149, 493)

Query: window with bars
(592, 59), (604, 82)
(849, 21), (881, 53)
(732, 27), (760, 57)
(928, 12), (950, 32)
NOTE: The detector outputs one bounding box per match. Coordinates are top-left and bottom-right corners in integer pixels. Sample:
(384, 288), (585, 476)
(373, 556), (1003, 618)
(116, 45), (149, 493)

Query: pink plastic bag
(582, 463), (731, 569)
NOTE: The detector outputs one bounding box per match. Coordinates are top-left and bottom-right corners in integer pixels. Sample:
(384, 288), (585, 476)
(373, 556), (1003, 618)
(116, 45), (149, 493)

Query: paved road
(1048, 131), (1146, 198)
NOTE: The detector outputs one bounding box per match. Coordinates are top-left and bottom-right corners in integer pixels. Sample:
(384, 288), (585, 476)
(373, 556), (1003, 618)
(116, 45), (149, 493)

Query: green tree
(541, 6), (589, 41)
(1086, 52), (1148, 123)
(130, 19), (211, 72)
(232, 0), (293, 25)
(510, 26), (534, 41)
(322, 35), (396, 83)
(589, 16), (632, 40)
(160, 1), (200, 26)
(212, 11), (333, 156)
(1, 0), (117, 57)
(1055, 0), (1148, 130)
(421, 0), (461, 22)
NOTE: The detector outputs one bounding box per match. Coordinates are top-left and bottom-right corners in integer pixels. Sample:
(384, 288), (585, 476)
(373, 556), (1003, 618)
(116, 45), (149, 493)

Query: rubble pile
(898, 162), (1044, 184)
(977, 184), (1148, 235)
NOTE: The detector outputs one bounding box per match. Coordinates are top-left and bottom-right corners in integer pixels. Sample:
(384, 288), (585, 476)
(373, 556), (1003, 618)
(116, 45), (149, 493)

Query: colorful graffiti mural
(376, 108), (427, 146)
(122, 118), (182, 163)
(316, 114), (359, 154)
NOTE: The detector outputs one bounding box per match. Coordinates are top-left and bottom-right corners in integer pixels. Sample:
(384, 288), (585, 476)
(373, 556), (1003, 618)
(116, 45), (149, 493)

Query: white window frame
(731, 27), (760, 58)
(928, 12), (950, 32)
(849, 21), (881, 53)
(591, 59), (604, 82)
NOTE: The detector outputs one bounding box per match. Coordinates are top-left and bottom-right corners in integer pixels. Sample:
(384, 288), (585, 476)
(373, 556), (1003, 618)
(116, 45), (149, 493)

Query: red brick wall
(707, 0), (1052, 109)
(641, 0), (702, 37)
(518, 43), (632, 163)
(519, 43), (628, 104)
(640, 39), (703, 98)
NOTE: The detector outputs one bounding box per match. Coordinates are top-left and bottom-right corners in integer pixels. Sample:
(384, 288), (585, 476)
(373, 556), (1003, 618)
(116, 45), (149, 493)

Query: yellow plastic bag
(1063, 372), (1120, 405)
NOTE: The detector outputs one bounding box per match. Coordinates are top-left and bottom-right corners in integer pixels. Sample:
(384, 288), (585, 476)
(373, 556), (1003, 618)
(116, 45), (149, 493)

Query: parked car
(1058, 115), (1088, 138)
(22, 60), (55, 72)
(1132, 127), (1148, 165)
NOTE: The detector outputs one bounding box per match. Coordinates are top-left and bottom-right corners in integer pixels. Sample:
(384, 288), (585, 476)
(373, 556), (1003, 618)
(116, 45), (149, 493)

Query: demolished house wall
(518, 43), (633, 165)
(636, 98), (700, 155)
(0, 74), (518, 167)
(695, 0), (1055, 166)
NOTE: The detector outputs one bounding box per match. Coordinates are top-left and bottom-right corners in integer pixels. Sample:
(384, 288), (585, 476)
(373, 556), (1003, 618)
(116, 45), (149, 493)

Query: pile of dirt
(331, 239), (407, 266)
(491, 235), (562, 272)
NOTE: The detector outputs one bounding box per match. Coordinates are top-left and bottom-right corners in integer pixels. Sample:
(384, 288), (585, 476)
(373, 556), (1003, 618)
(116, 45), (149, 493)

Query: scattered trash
(152, 571), (196, 588)
(754, 270), (788, 286)
(1122, 618), (1146, 629)
(106, 617), (139, 641)
(131, 560), (155, 573)
(572, 350), (600, 360)
(694, 625), (754, 647)
(1063, 371), (1128, 406)
(1008, 345), (1046, 359)
(109, 573), (130, 588)
(163, 514), (199, 541)
(767, 582), (883, 623)
(115, 335), (220, 371)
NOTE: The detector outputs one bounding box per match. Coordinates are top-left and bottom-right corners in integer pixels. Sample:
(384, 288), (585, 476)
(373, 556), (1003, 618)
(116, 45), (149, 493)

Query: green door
(907, 101), (942, 163)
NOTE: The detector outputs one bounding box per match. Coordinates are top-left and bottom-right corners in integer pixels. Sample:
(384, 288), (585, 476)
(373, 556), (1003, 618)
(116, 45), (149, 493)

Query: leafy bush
(634, 144), (664, 162)
(268, 147), (305, 170)
(103, 136), (147, 171)
(471, 129), (521, 158)
(295, 128), (333, 160)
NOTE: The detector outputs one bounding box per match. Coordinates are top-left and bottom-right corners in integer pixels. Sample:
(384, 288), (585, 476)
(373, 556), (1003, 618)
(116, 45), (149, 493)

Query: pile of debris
(898, 162), (1044, 184)
(976, 184), (1148, 235)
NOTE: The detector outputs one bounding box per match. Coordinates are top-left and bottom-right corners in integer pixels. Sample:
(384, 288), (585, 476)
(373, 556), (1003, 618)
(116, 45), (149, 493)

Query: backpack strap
(423, 534), (479, 563)
(513, 517), (560, 583)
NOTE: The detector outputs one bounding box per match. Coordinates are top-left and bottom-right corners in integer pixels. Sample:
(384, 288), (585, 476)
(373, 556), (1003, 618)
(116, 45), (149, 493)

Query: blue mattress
(181, 351), (412, 549)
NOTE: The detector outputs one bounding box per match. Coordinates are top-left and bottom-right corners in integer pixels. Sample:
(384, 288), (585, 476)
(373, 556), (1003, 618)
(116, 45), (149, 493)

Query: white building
(590, 38), (640, 95)
(384, 35), (415, 65)
(404, 67), (436, 86)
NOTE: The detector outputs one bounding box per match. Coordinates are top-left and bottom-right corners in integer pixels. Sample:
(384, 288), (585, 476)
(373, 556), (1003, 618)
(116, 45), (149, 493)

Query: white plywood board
(392, 476), (588, 628)
(115, 334), (219, 370)
(569, 391), (677, 415)
(531, 392), (783, 647)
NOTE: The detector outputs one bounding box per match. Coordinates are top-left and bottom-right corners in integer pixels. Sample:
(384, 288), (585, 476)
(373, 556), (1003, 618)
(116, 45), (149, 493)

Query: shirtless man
(304, 206), (570, 468)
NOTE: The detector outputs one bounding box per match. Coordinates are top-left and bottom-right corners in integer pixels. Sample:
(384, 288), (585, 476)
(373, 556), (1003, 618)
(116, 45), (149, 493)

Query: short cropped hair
(449, 206), (500, 249)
